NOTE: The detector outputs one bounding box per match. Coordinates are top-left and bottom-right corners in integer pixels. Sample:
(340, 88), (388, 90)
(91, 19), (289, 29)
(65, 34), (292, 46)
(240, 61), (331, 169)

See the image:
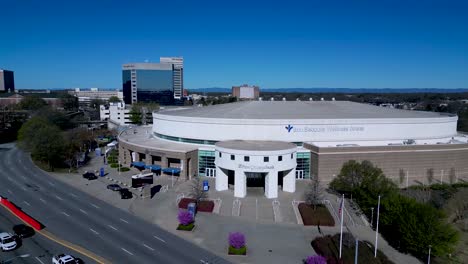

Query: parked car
(82, 172), (97, 180)
(12, 224), (35, 238)
(119, 188), (133, 199)
(106, 184), (122, 191)
(52, 254), (83, 264)
(0, 232), (17, 251)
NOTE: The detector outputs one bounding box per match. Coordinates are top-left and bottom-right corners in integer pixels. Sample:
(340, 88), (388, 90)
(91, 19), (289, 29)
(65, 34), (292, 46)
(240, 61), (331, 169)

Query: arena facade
(118, 101), (468, 198)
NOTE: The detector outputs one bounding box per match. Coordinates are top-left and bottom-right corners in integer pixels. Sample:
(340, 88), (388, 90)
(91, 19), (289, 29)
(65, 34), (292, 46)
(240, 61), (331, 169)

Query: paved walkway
(49, 154), (421, 264)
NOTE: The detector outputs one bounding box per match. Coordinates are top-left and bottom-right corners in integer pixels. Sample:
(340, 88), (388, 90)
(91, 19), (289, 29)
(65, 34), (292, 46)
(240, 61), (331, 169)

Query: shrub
(305, 255), (327, 264)
(228, 245), (247, 255)
(177, 210), (193, 226)
(120, 167), (130, 172)
(109, 163), (119, 168)
(228, 232), (246, 249)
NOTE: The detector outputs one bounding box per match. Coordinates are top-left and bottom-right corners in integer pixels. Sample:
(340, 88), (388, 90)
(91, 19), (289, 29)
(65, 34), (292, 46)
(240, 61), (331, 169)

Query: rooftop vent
(270, 97), (274, 101)
(320, 98), (324, 101)
(309, 98), (313, 101)
(282, 97), (286, 101)
(332, 97), (335, 101)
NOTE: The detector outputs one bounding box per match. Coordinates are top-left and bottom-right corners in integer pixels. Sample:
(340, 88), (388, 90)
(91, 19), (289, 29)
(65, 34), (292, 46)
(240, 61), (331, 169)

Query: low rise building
(69, 88), (123, 107)
(232, 84), (260, 100)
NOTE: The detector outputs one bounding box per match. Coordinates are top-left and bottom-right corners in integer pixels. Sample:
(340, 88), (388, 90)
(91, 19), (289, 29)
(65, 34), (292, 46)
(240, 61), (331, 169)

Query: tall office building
(0, 69), (15, 93)
(122, 57), (183, 104)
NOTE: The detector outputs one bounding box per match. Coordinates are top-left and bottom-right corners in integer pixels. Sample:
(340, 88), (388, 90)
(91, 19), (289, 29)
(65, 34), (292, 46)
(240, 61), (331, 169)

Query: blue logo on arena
(285, 125), (293, 133)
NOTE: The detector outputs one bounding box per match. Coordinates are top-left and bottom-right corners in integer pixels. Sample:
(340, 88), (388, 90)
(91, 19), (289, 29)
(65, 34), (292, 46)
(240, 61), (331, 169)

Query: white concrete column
(282, 169), (296, 193)
(265, 171), (278, 199)
(215, 167), (228, 191)
(234, 170), (246, 198)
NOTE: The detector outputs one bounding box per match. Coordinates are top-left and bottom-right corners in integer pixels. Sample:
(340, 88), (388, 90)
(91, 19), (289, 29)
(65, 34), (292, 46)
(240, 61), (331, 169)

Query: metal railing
(232, 199), (241, 216)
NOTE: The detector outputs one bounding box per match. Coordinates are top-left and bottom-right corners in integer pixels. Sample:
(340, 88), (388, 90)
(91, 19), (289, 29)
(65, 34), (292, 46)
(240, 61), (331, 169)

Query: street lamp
(1, 254), (30, 263)
(171, 169), (174, 188)
(427, 245), (432, 264)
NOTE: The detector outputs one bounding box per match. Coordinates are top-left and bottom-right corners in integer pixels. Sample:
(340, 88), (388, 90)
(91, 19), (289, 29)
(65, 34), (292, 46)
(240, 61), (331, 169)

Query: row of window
(218, 152), (294, 162)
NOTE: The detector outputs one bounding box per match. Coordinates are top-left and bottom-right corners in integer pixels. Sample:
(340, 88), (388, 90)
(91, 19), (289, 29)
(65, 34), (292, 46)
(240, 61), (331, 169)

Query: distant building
(232, 84), (260, 99)
(68, 88), (123, 107)
(100, 102), (132, 127)
(122, 57), (183, 105)
(0, 69), (15, 93)
(0, 92), (62, 108)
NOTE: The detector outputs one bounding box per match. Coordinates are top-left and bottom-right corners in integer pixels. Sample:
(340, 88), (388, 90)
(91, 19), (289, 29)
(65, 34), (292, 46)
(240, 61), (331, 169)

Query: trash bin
(203, 180), (209, 192)
(95, 148), (102, 156)
(100, 167), (105, 177)
(187, 202), (196, 218)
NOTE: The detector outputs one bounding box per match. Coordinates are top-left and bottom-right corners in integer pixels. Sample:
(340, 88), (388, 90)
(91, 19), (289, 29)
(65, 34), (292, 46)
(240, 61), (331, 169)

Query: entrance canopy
(145, 164), (161, 171)
(131, 161), (146, 168)
(162, 167), (181, 174)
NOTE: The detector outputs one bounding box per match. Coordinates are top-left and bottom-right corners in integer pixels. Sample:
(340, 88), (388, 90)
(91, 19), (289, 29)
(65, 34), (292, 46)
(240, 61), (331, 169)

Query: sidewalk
(50, 155), (421, 264)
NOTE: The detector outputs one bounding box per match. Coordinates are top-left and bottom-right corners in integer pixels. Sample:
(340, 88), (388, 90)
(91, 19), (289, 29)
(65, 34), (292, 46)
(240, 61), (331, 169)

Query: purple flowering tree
(305, 255), (327, 264)
(228, 232), (246, 249)
(178, 210), (193, 226)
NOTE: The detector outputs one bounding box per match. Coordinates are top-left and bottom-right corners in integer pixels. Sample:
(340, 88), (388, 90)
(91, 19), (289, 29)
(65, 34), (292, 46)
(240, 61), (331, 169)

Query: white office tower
(160, 57), (183, 99)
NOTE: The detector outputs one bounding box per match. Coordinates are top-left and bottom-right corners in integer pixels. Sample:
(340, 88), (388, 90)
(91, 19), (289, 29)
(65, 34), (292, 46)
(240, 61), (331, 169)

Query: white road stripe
(35, 257), (45, 264)
(119, 218), (129, 224)
(21, 175), (27, 180)
(70, 193), (78, 198)
(23, 201), (31, 206)
(7, 177), (12, 181)
(21, 186), (27, 191)
(48, 181), (55, 186)
(79, 209), (88, 215)
(61, 212), (70, 217)
(7, 189), (13, 194)
(55, 195), (63, 201)
(89, 228), (99, 235)
(143, 243), (155, 251)
(200, 260), (209, 264)
(121, 248), (134, 255)
(40, 198), (47, 204)
(153, 235), (166, 243)
(108, 225), (118, 231)
(91, 203), (100, 209)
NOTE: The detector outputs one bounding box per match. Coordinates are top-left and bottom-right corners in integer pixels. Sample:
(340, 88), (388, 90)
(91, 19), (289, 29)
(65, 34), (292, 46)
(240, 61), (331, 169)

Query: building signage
(238, 164), (274, 170)
(285, 124), (364, 133)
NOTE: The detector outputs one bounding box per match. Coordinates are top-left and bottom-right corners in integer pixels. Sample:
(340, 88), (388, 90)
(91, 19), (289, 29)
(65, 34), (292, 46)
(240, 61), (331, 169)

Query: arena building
(118, 101), (468, 198)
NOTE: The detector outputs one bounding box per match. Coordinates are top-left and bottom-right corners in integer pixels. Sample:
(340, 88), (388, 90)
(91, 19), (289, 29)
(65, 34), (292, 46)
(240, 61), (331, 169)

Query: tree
(31, 124), (66, 170)
(188, 176), (208, 203)
(304, 177), (324, 210)
(427, 168), (435, 185)
(89, 98), (105, 109)
(108, 96), (120, 103)
(17, 116), (51, 150)
(129, 102), (159, 125)
(399, 169), (405, 186)
(59, 93), (79, 111)
(18, 95), (47, 111)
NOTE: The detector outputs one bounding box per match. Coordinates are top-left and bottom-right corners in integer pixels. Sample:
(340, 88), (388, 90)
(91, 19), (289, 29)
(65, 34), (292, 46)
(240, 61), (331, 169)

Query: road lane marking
(61, 212), (70, 217)
(108, 225), (118, 231)
(40, 198), (47, 204)
(7, 177), (12, 181)
(55, 195), (64, 201)
(121, 248), (134, 255)
(35, 257), (45, 264)
(153, 235), (166, 243)
(200, 260), (209, 264)
(143, 243), (155, 251)
(79, 209), (88, 215)
(21, 186), (27, 191)
(7, 189), (13, 194)
(119, 218), (129, 224)
(91, 203), (100, 209)
(23, 201), (31, 206)
(48, 181), (55, 186)
(89, 228), (99, 235)
(21, 175), (27, 180)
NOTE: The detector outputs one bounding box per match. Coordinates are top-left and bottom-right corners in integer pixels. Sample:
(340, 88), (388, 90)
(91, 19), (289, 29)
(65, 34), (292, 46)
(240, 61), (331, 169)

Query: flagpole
(374, 195), (381, 257)
(339, 193), (344, 259)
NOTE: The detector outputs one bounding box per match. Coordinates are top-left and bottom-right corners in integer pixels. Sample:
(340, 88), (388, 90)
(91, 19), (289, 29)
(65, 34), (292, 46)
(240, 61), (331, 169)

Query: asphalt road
(0, 144), (229, 264)
(0, 205), (91, 264)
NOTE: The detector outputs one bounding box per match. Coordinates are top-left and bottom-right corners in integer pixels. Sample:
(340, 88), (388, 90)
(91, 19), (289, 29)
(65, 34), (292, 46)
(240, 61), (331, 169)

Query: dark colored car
(107, 184), (121, 191)
(119, 188), (133, 199)
(82, 172), (97, 180)
(12, 224), (35, 238)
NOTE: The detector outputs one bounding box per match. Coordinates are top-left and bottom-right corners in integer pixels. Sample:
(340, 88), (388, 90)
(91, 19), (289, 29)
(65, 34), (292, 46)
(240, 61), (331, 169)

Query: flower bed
(178, 198), (214, 213)
(228, 232), (247, 255)
(311, 234), (394, 264)
(298, 203), (335, 226)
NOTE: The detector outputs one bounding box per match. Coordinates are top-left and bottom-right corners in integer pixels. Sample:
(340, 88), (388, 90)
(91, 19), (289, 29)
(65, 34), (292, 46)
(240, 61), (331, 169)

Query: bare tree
(449, 168), (456, 184)
(445, 188), (468, 222)
(304, 177), (324, 210)
(399, 169), (405, 186)
(427, 168), (434, 185)
(188, 176), (208, 203)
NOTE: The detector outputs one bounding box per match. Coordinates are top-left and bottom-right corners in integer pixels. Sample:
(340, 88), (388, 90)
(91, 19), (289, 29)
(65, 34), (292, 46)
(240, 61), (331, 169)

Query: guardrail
(232, 199), (241, 216)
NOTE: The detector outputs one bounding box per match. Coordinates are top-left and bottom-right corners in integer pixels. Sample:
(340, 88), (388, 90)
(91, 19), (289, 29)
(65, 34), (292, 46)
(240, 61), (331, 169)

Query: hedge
(298, 203), (335, 226)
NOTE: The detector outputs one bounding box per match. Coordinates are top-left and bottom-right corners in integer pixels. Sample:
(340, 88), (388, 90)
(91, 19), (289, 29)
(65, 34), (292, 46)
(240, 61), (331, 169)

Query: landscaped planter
(177, 222), (195, 231)
(178, 198), (214, 213)
(228, 232), (247, 256)
(228, 245), (247, 255)
(298, 203), (335, 226)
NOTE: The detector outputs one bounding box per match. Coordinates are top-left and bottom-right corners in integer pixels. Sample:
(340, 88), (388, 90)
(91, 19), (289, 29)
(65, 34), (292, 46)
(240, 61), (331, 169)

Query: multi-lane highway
(0, 144), (229, 264)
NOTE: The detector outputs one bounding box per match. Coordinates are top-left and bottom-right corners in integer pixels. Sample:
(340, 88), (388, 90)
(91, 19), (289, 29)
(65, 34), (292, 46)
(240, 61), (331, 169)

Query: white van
(0, 232), (17, 251)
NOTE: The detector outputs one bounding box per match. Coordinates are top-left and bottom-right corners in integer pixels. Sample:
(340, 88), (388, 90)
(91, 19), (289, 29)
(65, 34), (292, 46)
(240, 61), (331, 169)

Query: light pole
(427, 245), (432, 264)
(374, 195), (381, 258)
(171, 169), (174, 188)
(1, 254), (30, 263)
(118, 160), (121, 175)
(370, 207), (374, 228)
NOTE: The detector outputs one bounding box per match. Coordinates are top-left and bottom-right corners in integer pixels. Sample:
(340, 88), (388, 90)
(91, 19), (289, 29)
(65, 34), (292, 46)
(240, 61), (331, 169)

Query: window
(278, 155), (283, 161)
(231, 155), (235, 160)
(219, 152), (222, 158)
(264, 157), (269, 162)
(244, 156), (250, 162)
(291, 153), (293, 159)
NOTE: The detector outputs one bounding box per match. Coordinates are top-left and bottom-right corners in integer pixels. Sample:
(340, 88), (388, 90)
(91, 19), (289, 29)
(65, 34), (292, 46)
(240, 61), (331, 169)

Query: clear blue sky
(1, 0), (468, 89)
